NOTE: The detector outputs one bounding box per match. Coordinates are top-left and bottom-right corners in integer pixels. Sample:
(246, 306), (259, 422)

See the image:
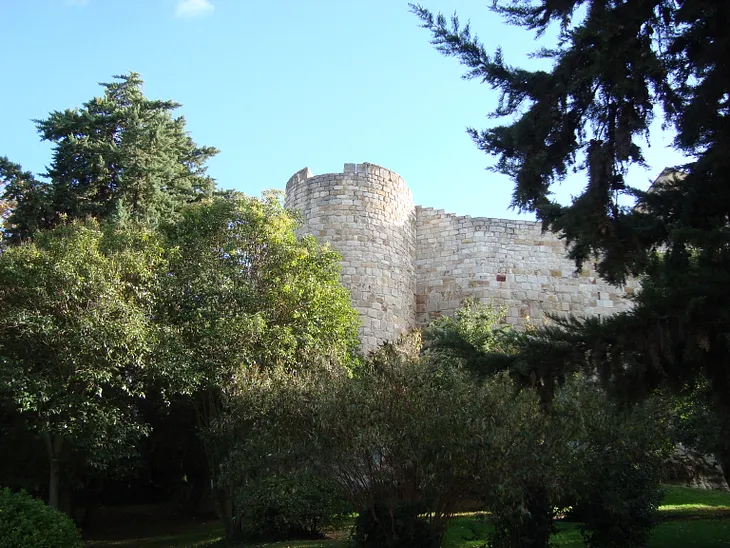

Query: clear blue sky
(1, 0), (686, 219)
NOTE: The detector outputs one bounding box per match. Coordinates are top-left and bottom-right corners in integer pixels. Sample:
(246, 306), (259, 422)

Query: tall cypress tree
(412, 0), (730, 482)
(1, 73), (218, 242)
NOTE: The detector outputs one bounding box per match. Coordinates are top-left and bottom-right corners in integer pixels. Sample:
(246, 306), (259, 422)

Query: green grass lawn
(659, 485), (730, 519)
(84, 485), (730, 547)
(441, 516), (730, 548)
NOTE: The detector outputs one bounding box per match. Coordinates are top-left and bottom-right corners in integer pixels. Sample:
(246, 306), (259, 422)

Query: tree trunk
(196, 390), (241, 538)
(44, 433), (63, 510)
(212, 483), (241, 539)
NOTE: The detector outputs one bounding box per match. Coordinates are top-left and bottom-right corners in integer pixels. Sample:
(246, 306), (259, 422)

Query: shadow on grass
(84, 486), (730, 547)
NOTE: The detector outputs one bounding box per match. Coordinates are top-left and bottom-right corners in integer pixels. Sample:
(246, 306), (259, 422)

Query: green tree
(212, 366), (351, 541)
(412, 0), (730, 483)
(0, 221), (164, 509)
(425, 306), (574, 548)
(0, 157), (47, 240)
(315, 333), (487, 548)
(426, 303), (673, 547)
(567, 384), (670, 548)
(155, 192), (360, 537)
(1, 73), (218, 242)
(424, 299), (533, 382)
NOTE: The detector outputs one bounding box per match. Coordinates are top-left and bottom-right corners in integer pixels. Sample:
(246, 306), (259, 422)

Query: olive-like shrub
(0, 488), (82, 548)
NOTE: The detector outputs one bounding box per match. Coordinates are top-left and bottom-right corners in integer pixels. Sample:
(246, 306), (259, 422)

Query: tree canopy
(412, 0), (730, 482)
(0, 74), (361, 524)
(0, 220), (164, 509)
(412, 0), (728, 284)
(155, 192), (360, 537)
(1, 73), (218, 242)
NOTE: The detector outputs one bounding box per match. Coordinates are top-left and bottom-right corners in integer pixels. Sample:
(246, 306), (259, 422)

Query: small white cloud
(175, 0), (215, 18)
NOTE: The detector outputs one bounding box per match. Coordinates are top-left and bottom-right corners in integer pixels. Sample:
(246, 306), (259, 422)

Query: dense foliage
(0, 67), (685, 548)
(154, 192), (359, 538)
(566, 384), (670, 548)
(0, 75), (360, 535)
(235, 470), (348, 540)
(0, 488), (82, 548)
(1, 73), (217, 242)
(352, 502), (440, 548)
(412, 0), (730, 485)
(316, 334), (485, 547)
(0, 221), (163, 509)
(425, 303), (672, 548)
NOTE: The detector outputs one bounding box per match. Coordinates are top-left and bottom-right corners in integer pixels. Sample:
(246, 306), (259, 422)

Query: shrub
(351, 502), (439, 548)
(568, 386), (670, 548)
(315, 333), (485, 546)
(0, 488), (82, 548)
(488, 484), (558, 548)
(236, 470), (349, 540)
(574, 453), (664, 548)
(481, 385), (578, 548)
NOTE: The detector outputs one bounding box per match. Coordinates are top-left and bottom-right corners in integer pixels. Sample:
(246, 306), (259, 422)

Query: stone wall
(285, 163), (417, 351)
(285, 163), (636, 352)
(415, 207), (638, 327)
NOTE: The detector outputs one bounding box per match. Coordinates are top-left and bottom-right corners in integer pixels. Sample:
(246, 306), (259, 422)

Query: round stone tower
(285, 163), (417, 352)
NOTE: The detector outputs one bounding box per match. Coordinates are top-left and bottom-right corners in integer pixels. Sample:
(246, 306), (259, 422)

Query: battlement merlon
(285, 167), (313, 191)
(343, 163), (405, 186)
(286, 163), (406, 190)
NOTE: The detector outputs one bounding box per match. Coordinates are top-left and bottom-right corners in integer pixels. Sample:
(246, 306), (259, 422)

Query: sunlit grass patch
(659, 485), (730, 519)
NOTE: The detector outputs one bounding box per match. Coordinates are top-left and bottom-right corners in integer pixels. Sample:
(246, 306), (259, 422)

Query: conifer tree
(412, 0), (730, 482)
(1, 73), (218, 242)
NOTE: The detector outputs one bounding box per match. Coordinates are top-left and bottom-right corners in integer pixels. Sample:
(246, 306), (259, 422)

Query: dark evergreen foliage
(412, 0), (730, 484)
(1, 73), (218, 242)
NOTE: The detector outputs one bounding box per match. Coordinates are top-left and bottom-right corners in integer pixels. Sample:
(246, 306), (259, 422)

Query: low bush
(0, 488), (82, 548)
(488, 484), (558, 548)
(236, 470), (349, 540)
(315, 333), (485, 546)
(569, 387), (670, 548)
(574, 456), (664, 548)
(351, 502), (439, 548)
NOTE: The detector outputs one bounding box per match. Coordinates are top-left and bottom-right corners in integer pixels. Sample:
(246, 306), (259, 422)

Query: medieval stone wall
(415, 207), (638, 328)
(285, 163), (417, 351)
(285, 163), (636, 352)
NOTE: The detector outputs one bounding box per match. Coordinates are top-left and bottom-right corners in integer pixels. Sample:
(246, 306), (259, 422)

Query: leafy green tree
(412, 0), (730, 483)
(1, 73), (218, 242)
(155, 192), (360, 537)
(424, 299), (541, 384)
(0, 157), (47, 240)
(564, 381), (671, 548)
(426, 303), (673, 547)
(315, 333), (486, 548)
(212, 367), (351, 541)
(478, 378), (579, 548)
(426, 306), (576, 548)
(0, 221), (164, 509)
